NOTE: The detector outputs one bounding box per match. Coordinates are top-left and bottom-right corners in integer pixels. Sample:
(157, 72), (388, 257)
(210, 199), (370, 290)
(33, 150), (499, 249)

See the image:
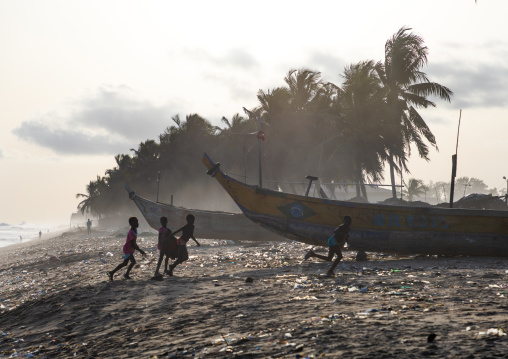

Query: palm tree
(255, 69), (336, 191)
(257, 87), (291, 121)
(284, 68), (330, 114)
(130, 140), (160, 165)
(76, 176), (108, 219)
(105, 154), (133, 182)
(404, 178), (426, 201)
(328, 61), (387, 200)
(376, 27), (453, 198)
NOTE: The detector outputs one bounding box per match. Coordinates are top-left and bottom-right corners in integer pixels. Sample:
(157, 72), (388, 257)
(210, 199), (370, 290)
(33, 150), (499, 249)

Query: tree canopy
(76, 28), (458, 218)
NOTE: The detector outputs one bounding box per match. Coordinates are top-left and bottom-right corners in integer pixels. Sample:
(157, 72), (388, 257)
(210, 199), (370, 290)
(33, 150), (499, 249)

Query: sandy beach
(1, 228), (507, 358)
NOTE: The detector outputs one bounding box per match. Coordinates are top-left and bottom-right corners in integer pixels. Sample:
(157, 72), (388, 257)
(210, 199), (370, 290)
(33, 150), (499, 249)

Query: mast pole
(257, 117), (263, 188)
(449, 109), (462, 208)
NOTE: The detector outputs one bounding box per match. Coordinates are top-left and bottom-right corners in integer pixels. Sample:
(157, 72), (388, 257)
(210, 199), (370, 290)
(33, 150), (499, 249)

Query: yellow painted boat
(203, 153), (508, 256)
(126, 185), (282, 241)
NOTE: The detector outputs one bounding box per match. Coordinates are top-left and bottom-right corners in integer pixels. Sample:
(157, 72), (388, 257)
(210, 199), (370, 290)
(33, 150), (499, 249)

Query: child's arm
(334, 231), (348, 247)
(132, 239), (146, 256)
(172, 227), (183, 236)
(192, 235), (200, 247)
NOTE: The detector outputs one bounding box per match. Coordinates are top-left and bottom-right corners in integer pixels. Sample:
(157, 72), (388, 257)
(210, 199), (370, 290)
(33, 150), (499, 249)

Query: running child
(167, 214), (200, 276)
(304, 215), (352, 276)
(153, 216), (175, 278)
(107, 217), (146, 281)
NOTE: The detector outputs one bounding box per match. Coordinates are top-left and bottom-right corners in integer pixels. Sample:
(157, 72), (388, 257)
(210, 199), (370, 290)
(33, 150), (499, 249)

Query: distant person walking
(304, 215), (352, 277)
(39, 231), (42, 239)
(107, 217), (146, 281)
(86, 219), (92, 234)
(167, 214), (200, 276)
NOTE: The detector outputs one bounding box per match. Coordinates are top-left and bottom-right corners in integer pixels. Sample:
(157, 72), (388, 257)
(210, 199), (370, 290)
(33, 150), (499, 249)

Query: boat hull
(203, 153), (508, 256)
(126, 186), (283, 241)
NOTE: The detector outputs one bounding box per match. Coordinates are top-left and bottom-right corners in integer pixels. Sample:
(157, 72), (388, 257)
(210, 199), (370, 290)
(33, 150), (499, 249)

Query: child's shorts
(328, 236), (337, 247)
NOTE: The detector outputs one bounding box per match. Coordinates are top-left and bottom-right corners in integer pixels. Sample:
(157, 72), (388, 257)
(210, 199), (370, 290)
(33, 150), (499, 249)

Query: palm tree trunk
(355, 163), (362, 199)
(360, 182), (368, 202)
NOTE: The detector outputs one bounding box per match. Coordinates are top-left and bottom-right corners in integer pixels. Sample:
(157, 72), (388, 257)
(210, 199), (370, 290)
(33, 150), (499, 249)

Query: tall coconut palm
(256, 69), (336, 191)
(328, 60), (387, 201)
(284, 68), (330, 114)
(257, 87), (291, 124)
(376, 27), (453, 198)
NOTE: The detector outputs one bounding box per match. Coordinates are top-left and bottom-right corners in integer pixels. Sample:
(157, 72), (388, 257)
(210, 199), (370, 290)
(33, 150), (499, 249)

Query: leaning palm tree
(376, 27), (453, 198)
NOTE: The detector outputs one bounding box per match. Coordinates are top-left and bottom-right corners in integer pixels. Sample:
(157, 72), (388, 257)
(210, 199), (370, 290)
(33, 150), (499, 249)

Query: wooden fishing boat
(203, 153), (508, 256)
(125, 185), (283, 241)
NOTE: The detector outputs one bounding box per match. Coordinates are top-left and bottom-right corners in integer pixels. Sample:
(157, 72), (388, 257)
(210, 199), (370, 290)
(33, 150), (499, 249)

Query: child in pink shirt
(107, 217), (146, 280)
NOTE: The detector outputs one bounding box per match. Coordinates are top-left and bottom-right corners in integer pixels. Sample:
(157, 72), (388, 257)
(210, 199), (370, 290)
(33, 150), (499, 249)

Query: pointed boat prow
(203, 153), (221, 177)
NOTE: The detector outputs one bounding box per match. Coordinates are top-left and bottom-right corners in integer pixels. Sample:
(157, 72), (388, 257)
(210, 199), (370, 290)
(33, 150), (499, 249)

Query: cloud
(307, 51), (348, 81)
(177, 47), (262, 102)
(12, 86), (176, 155)
(12, 121), (131, 155)
(71, 87), (174, 140)
(201, 70), (256, 102)
(428, 61), (508, 109)
(179, 47), (259, 71)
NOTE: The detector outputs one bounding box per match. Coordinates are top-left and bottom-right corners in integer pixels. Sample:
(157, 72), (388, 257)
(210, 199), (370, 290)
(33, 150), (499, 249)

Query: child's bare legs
(306, 247), (342, 276)
(164, 256), (169, 273)
(168, 245), (188, 275)
(124, 256), (136, 278)
(108, 255), (135, 280)
(155, 252), (165, 275)
(308, 248), (335, 261)
(328, 247), (343, 275)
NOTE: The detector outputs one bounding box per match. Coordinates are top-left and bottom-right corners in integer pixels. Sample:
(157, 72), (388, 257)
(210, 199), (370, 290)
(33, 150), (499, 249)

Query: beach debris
(48, 255), (60, 261)
(245, 277), (254, 283)
(474, 327), (507, 339)
(427, 333), (436, 343)
(356, 308), (380, 318)
(291, 295), (318, 301)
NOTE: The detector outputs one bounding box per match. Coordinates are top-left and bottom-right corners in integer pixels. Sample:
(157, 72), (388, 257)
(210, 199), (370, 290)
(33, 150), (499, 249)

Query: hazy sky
(1, 0), (507, 225)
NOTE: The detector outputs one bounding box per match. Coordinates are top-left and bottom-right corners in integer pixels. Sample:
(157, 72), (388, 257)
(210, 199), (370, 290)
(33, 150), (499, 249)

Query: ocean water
(0, 222), (68, 248)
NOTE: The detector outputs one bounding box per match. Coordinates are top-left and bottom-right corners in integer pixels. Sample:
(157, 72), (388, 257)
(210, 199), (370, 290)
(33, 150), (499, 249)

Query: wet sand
(1, 228), (507, 358)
